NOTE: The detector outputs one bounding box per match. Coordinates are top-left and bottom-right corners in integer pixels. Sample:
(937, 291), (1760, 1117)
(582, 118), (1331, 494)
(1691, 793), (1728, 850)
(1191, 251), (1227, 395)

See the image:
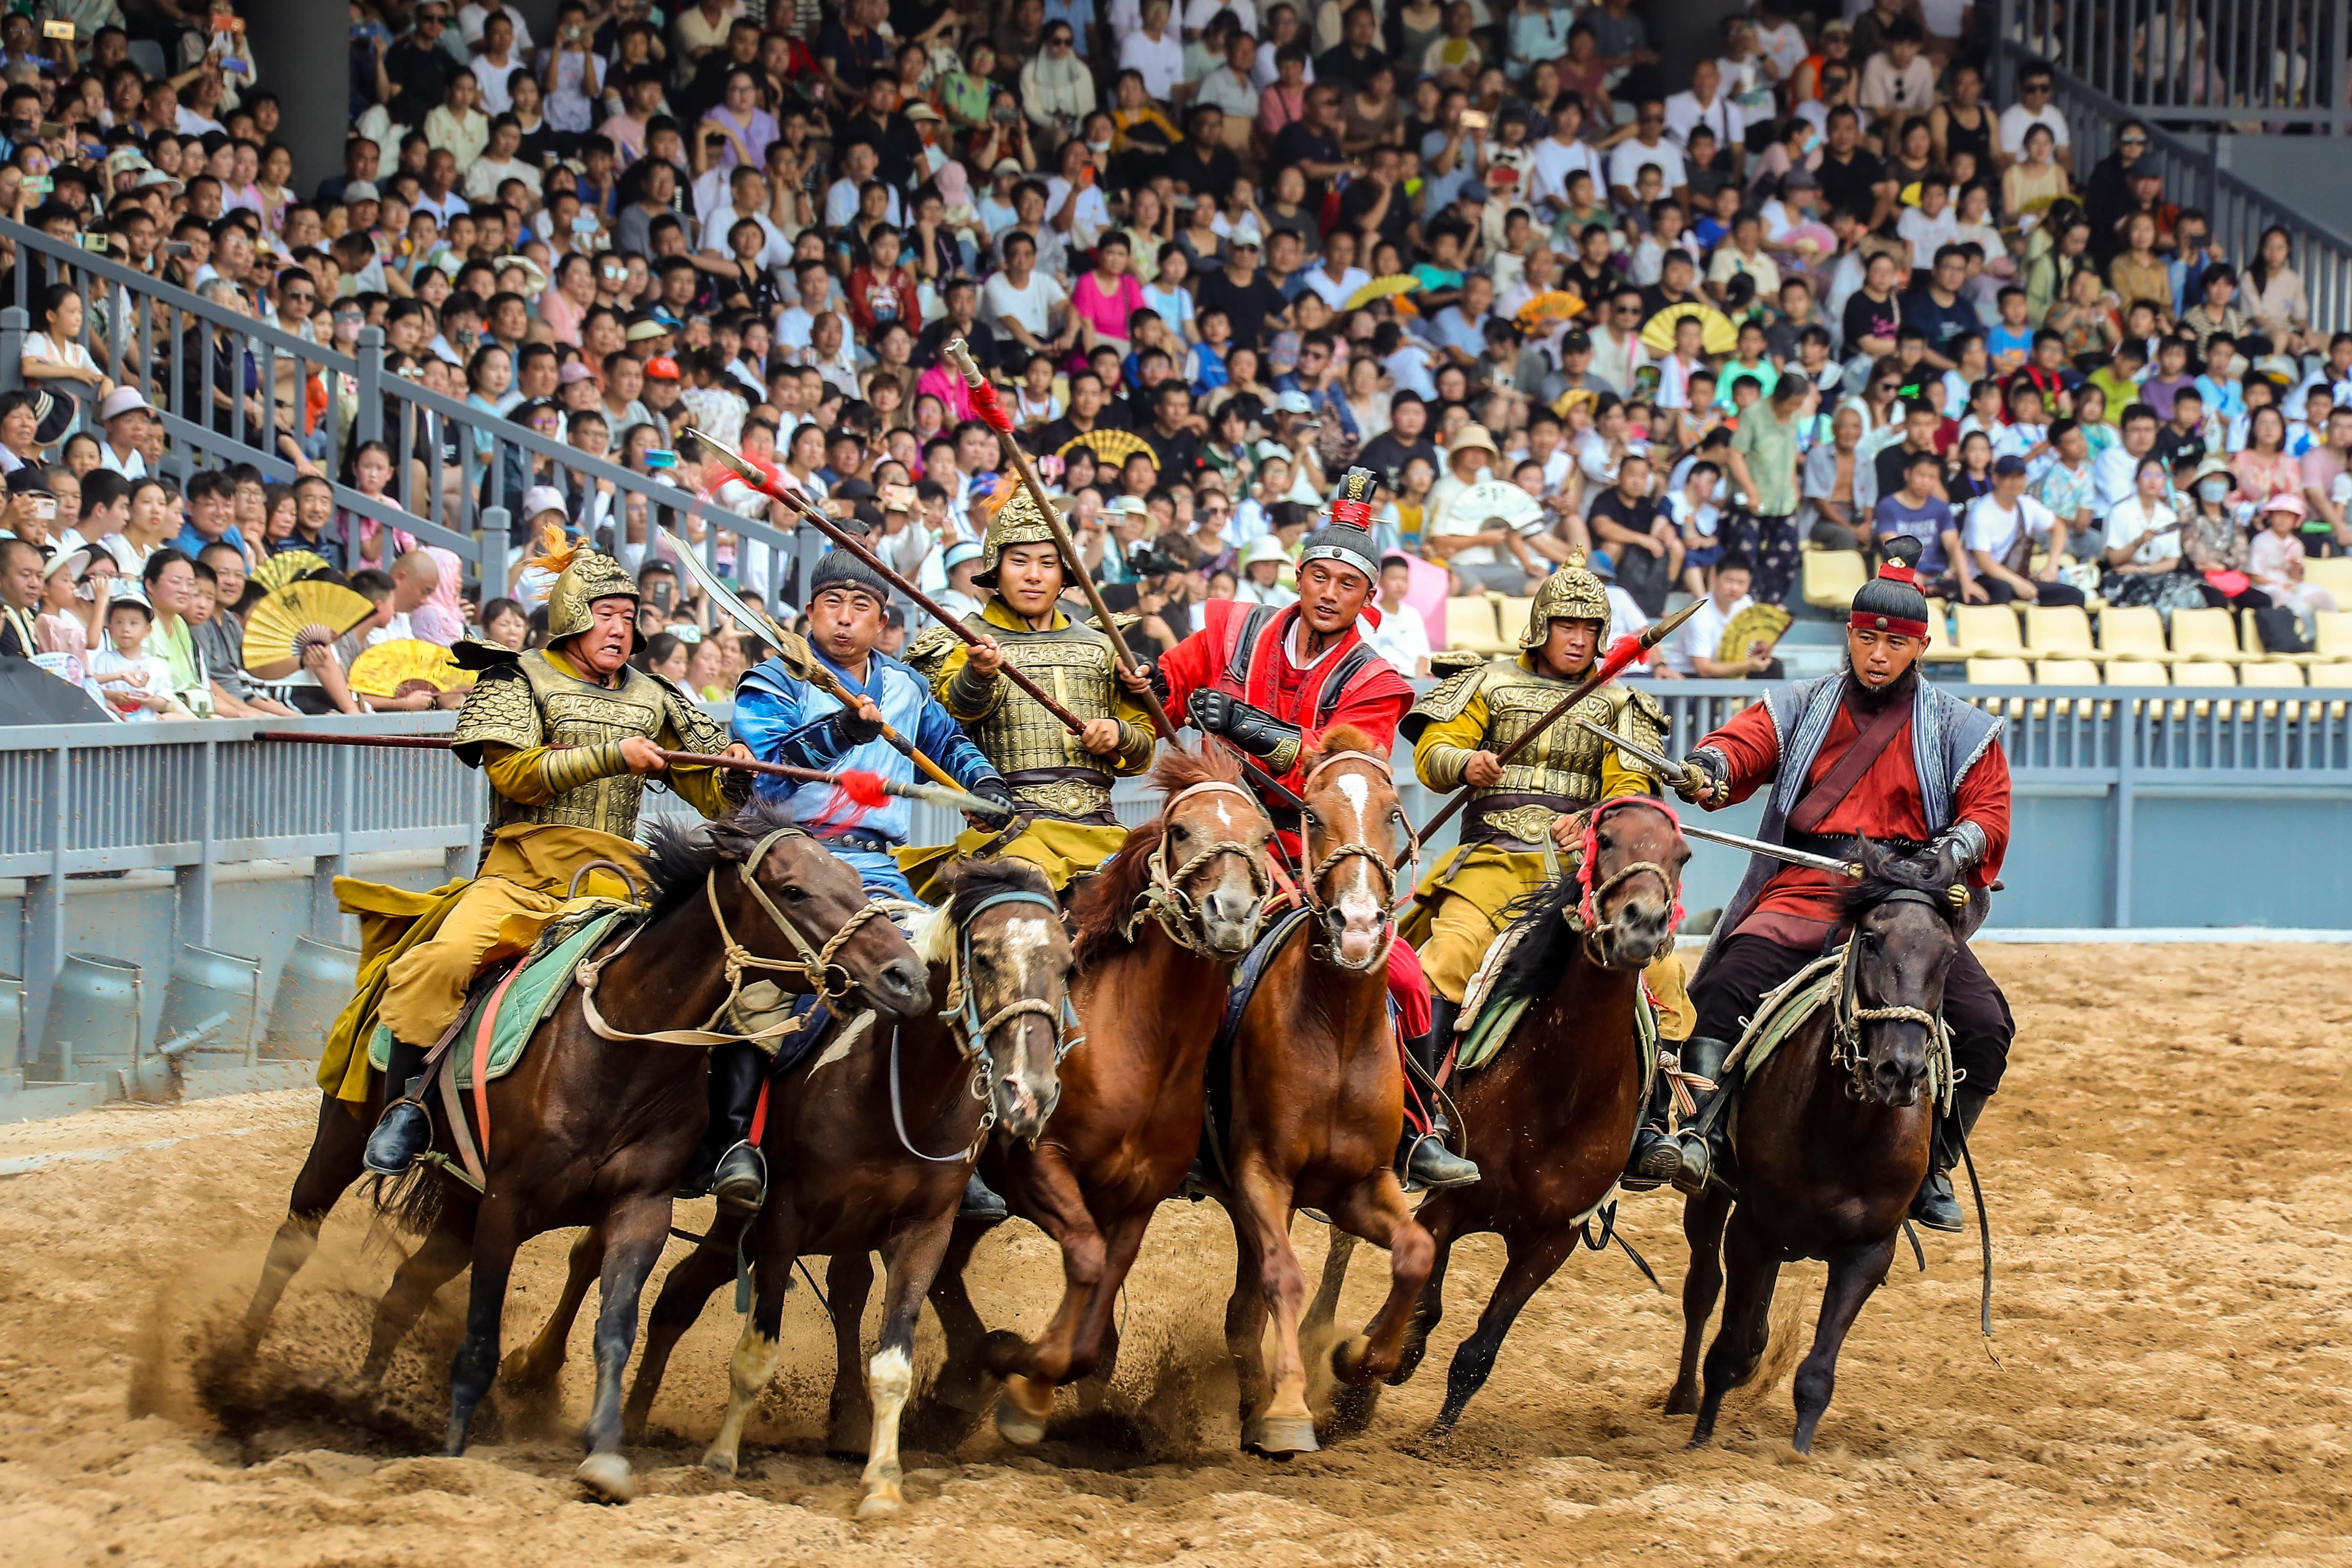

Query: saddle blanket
(367, 908), (634, 1088)
(1452, 922), (1660, 1086)
(1722, 946), (1952, 1108)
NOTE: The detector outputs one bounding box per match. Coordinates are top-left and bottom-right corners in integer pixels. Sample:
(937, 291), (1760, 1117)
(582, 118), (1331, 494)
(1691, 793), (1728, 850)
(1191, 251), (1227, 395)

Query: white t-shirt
(1366, 601), (1432, 676)
(1963, 492), (2057, 564)
(1659, 592), (1753, 675)
(2103, 498), (2181, 565)
(1301, 263), (1371, 309)
(1606, 136), (1687, 195)
(982, 270), (1070, 341)
(1118, 28), (1186, 101)
(1662, 91), (1743, 155)
(1997, 102), (2070, 157)
(1529, 136), (1607, 212)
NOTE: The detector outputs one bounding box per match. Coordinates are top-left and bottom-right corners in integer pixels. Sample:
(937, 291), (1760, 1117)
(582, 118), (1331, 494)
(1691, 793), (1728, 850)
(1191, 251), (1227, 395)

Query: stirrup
(1401, 1134), (1480, 1191)
(1670, 1129), (1719, 1197)
(362, 1098), (433, 1177)
(710, 1140), (767, 1209)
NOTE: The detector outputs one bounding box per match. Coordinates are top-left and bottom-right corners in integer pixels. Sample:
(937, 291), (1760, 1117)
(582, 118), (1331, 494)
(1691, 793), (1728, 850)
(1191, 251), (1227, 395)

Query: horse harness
(1296, 747), (1420, 971)
(1557, 797), (1685, 953)
(895, 885), (1087, 1164)
(1828, 889), (1959, 1113)
(1119, 779), (1274, 958)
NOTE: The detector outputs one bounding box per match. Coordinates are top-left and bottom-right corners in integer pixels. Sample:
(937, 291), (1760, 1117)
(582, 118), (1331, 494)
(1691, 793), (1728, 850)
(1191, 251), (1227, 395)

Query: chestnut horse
(1210, 727), (1431, 1456)
(248, 800), (929, 1501)
(1669, 847), (1958, 1453)
(924, 744), (1277, 1445)
(1309, 795), (1689, 1439)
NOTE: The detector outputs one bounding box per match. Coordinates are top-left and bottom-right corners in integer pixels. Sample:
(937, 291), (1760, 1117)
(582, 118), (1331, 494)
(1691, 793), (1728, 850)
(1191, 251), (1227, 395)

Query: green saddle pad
(367, 908), (634, 1088)
(1453, 941), (1659, 1088)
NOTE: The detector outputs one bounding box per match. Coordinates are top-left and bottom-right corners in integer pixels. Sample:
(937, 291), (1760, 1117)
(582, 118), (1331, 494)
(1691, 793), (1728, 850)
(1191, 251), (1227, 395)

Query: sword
(1568, 719), (1863, 879)
(655, 524), (968, 795)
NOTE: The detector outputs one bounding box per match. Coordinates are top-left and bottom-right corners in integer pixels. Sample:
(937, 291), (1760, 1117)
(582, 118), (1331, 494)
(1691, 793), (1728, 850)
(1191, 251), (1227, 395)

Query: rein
(1828, 890), (1957, 1112)
(896, 885), (1084, 1164)
(1560, 797), (1686, 950)
(1121, 780), (1274, 958)
(1297, 748), (1420, 972)
(575, 825), (902, 1048)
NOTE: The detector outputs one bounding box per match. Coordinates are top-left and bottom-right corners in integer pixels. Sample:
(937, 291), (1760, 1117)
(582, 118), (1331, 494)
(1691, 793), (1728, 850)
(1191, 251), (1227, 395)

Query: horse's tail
(1725, 1282), (1809, 1407)
(363, 1166), (450, 1240)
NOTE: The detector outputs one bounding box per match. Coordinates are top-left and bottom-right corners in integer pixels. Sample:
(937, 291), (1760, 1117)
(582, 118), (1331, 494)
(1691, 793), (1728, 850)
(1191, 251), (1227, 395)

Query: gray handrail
(1994, 0), (2349, 132)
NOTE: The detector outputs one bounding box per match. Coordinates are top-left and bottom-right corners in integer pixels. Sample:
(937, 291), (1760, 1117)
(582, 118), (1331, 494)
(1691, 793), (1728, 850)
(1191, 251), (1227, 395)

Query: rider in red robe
(1156, 475), (1476, 1189)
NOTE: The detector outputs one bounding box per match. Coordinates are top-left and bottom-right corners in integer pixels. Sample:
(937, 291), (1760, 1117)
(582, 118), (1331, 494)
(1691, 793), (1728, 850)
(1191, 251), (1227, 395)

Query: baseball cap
(943, 540), (983, 570)
(1231, 221), (1263, 248)
(992, 157), (1023, 177)
(1275, 390), (1314, 415)
(906, 102), (943, 123)
(1992, 454), (2029, 477)
(558, 362), (594, 386)
(344, 180), (379, 203)
(523, 485), (569, 519)
(624, 317), (671, 342)
(99, 387), (153, 422)
(643, 355), (680, 381)
(1560, 328), (1592, 353)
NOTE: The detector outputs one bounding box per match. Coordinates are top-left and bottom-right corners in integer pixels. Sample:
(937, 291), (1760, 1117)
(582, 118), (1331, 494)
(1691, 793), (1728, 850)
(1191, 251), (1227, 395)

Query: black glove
(1189, 688), (1301, 767)
(965, 775), (1016, 824)
(1129, 653), (1170, 704)
(829, 705), (885, 748)
(1913, 822), (1987, 890)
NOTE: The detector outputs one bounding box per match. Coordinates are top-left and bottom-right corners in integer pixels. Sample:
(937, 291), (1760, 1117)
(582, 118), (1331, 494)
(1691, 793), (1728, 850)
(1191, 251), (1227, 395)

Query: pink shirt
(1071, 271), (1143, 342)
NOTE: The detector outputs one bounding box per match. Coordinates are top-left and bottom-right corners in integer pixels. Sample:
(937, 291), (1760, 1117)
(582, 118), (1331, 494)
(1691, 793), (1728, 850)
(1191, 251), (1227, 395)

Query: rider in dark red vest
(1158, 472), (1477, 1190)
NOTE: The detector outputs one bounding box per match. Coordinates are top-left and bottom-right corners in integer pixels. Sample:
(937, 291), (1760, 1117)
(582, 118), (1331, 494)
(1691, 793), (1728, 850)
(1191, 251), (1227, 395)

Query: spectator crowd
(0, 0), (2348, 709)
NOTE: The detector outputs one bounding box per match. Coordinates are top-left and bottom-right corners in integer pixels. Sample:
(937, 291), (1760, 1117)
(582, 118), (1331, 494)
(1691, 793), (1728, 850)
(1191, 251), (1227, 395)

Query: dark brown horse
(238, 799), (928, 1500)
(1313, 795), (1689, 1439)
(510, 857), (1077, 1518)
(1669, 848), (1958, 1453)
(924, 744), (1276, 1445)
(1212, 727), (1431, 1455)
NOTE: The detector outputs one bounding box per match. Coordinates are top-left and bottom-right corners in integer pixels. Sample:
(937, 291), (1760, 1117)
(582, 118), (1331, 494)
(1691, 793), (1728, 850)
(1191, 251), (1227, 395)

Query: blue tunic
(732, 649), (1003, 899)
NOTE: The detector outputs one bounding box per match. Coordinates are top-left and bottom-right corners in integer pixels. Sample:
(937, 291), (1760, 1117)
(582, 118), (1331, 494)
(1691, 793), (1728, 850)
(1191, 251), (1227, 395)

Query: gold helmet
(971, 479), (1065, 589)
(1519, 550), (1611, 649)
(535, 529), (640, 644)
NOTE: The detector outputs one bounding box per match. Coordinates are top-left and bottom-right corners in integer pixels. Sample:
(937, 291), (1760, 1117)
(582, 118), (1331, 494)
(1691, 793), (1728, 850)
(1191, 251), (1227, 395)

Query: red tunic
(1698, 692), (2011, 948)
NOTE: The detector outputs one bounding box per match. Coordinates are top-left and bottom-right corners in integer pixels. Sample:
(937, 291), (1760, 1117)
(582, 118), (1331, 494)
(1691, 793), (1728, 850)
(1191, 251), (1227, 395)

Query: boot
(1622, 1064), (1681, 1191)
(1398, 997), (1480, 1191)
(959, 1172), (1010, 1221)
(362, 1038), (433, 1176)
(1670, 1035), (1739, 1196)
(1910, 1083), (1991, 1233)
(707, 1041), (768, 1210)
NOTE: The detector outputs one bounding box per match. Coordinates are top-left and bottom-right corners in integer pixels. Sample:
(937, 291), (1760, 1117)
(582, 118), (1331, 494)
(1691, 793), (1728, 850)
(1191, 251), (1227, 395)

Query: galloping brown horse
(246, 799), (928, 1500)
(521, 857), (1078, 1518)
(1315, 795), (1689, 1439)
(1212, 726), (1431, 1456)
(1669, 846), (1957, 1453)
(924, 744), (1277, 1445)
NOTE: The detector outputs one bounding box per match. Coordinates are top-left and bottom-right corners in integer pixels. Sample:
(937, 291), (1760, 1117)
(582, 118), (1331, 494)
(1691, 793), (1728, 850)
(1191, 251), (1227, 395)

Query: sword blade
(1570, 715), (1685, 779)
(1676, 821), (1864, 879)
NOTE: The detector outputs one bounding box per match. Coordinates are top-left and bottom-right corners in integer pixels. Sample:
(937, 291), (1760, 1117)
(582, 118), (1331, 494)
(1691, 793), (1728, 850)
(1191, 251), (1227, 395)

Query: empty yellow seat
(1444, 596), (1506, 652)
(2301, 555), (2352, 603)
(2312, 611), (2352, 661)
(2023, 604), (2105, 661)
(1965, 657), (2033, 684)
(2097, 605), (2179, 662)
(2033, 659), (2101, 685)
(2102, 659), (2171, 686)
(1802, 550), (1867, 610)
(2310, 661), (2352, 687)
(2170, 661), (2236, 686)
(1492, 596), (1538, 642)
(2238, 661), (2304, 688)
(1931, 604), (2030, 664)
(2168, 606), (2253, 662)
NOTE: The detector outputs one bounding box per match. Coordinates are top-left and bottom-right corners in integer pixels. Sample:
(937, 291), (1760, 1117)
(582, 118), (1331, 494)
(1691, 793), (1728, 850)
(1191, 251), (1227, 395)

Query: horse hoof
(702, 1447), (739, 1478)
(1421, 1419), (1456, 1446)
(854, 1483), (905, 1521)
(1245, 1414), (1320, 1456)
(1664, 1387), (1698, 1417)
(994, 1393), (1049, 1446)
(574, 1453), (634, 1503)
(1329, 1334), (1373, 1385)
(1323, 1381), (1381, 1441)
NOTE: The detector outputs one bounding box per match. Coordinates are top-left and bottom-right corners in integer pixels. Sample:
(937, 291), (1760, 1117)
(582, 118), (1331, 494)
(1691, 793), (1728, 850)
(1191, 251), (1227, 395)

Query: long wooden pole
(684, 428), (1099, 738)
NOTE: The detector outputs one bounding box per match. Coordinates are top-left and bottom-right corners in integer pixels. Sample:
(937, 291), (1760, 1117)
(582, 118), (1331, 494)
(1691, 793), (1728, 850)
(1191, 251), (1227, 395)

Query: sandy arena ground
(1, 944), (2348, 1567)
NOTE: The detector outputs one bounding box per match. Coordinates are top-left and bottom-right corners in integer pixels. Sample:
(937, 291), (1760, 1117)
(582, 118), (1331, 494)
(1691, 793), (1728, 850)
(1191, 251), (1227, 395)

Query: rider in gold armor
(363, 545), (752, 1180)
(1400, 555), (1694, 1186)
(900, 482), (1158, 896)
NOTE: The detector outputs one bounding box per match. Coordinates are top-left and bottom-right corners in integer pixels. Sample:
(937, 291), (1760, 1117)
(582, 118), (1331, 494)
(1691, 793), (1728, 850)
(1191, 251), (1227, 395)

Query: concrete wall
(2213, 136), (2352, 240)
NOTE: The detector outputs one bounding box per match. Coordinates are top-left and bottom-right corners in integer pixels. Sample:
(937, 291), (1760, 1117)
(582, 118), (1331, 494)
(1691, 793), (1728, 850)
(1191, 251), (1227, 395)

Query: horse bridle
(895, 885), (1085, 1163)
(1121, 779), (1274, 957)
(576, 824), (901, 1048)
(1559, 797), (1685, 959)
(1829, 888), (1957, 1110)
(1298, 749), (1420, 972)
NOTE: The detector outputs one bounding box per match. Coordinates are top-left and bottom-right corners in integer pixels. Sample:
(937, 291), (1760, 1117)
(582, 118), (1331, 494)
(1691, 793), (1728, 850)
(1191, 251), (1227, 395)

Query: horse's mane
(639, 795), (801, 918)
(1070, 743), (1247, 965)
(1838, 839), (1966, 929)
(937, 856), (1057, 940)
(1492, 871), (1587, 997)
(1311, 723), (1386, 763)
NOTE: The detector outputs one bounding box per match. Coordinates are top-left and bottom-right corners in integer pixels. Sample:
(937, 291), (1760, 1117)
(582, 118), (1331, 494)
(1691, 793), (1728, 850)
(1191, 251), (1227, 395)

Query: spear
(654, 522), (966, 794)
(1403, 599), (1704, 868)
(254, 731), (1011, 819)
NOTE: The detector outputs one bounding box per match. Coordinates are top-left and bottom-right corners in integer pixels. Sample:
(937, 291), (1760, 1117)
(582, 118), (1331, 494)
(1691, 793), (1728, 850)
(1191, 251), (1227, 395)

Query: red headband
(1850, 610), (1930, 638)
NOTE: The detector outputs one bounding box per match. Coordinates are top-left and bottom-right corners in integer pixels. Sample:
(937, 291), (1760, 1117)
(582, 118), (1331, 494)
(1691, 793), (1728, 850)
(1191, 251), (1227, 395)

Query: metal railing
(0, 219), (829, 604)
(1996, 0), (2349, 131)
(1988, 22), (2352, 330)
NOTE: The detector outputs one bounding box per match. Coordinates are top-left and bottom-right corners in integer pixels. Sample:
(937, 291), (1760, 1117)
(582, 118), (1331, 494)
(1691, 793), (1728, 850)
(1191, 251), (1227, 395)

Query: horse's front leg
(620, 1216), (740, 1443)
(1691, 1206), (1781, 1448)
(1426, 1223), (1578, 1441)
(1229, 1161), (1315, 1455)
(361, 1219), (472, 1388)
(1790, 1231), (1898, 1454)
(704, 1199), (801, 1478)
(443, 1195), (521, 1456)
(981, 1148), (1105, 1445)
(239, 1094), (369, 1356)
(1666, 1186), (1733, 1416)
(1301, 1228), (1358, 1340)
(1325, 1172), (1435, 1392)
(504, 1224), (604, 1393)
(573, 1192), (674, 1502)
(856, 1212), (959, 1520)
(826, 1251), (877, 1458)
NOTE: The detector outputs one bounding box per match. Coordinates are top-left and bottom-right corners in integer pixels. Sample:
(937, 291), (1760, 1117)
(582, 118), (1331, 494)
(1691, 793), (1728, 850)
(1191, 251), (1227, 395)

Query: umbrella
(1343, 274), (1423, 310)
(1639, 300), (1738, 356)
(1513, 289), (1586, 329)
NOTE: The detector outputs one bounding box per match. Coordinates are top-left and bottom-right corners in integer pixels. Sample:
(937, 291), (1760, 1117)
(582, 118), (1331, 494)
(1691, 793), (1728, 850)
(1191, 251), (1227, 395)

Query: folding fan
(1342, 273), (1423, 310)
(1716, 603), (1794, 665)
(1453, 479), (1545, 533)
(1639, 301), (1739, 356)
(250, 550), (330, 593)
(241, 580), (378, 673)
(348, 638), (474, 699)
(1058, 427), (1158, 470)
(1513, 289), (1586, 329)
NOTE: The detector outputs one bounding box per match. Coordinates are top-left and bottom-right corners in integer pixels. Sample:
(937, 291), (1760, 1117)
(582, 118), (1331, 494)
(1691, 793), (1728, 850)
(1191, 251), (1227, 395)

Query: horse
(1309, 795), (1690, 1440)
(1207, 726), (1431, 1456)
(922, 743), (1276, 1446)
(239, 798), (930, 1500)
(1668, 845), (1961, 1454)
(510, 856), (1077, 1518)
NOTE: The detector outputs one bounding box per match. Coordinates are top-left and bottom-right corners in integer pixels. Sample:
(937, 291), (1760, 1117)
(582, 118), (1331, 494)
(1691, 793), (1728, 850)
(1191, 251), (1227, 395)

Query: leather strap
(1786, 694), (1912, 835)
